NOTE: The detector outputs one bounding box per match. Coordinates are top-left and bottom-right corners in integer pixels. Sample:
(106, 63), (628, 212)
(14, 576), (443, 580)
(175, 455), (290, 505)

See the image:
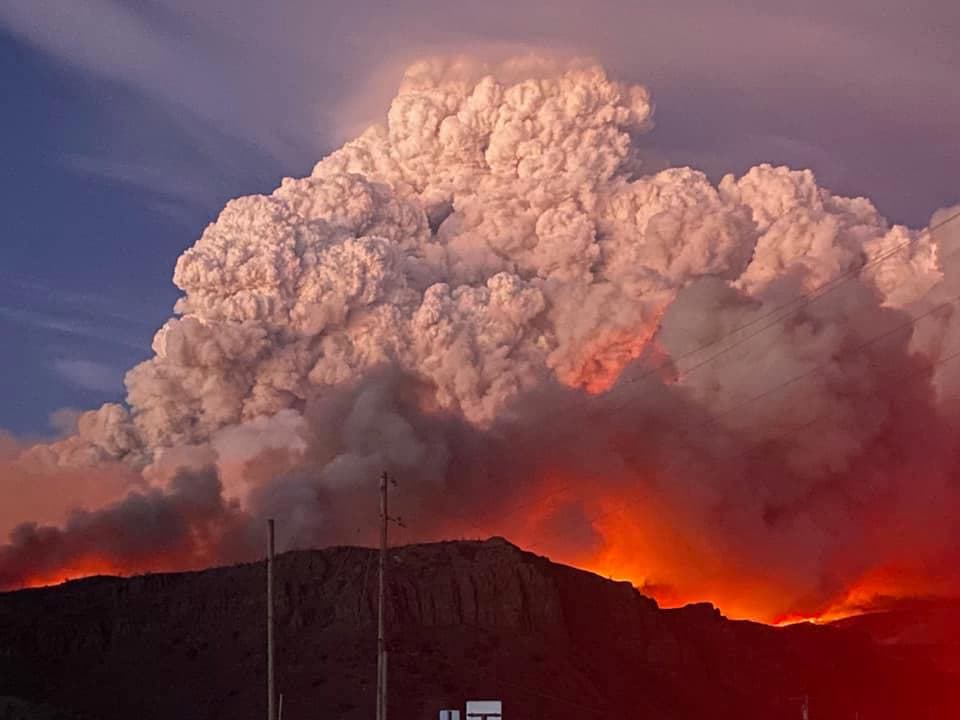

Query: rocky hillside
(0, 538), (957, 719)
(834, 596), (960, 678)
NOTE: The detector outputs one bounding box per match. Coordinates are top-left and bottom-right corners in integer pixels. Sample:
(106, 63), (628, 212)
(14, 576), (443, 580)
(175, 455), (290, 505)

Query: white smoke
(13, 55), (960, 616)
(49, 57), (942, 474)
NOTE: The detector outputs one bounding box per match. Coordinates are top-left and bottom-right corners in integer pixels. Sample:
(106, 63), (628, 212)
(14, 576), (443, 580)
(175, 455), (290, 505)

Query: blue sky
(0, 28), (311, 436)
(1, 0), (957, 437)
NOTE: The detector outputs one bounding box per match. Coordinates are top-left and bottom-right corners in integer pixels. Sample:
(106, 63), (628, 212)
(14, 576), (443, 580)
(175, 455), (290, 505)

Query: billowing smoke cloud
(3, 56), (959, 621)
(0, 467), (247, 589)
(0, 432), (138, 539)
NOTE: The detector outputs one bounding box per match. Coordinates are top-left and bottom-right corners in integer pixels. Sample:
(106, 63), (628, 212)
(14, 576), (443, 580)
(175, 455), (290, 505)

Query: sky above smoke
(1, 4), (959, 621)
(2, 1), (957, 216)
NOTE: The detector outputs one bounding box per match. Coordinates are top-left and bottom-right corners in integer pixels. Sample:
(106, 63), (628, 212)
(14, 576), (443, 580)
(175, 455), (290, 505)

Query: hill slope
(1, 538), (957, 719)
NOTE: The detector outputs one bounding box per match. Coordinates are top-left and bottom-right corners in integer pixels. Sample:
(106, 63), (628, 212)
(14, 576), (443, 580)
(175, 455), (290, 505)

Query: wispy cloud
(53, 358), (124, 393)
(2, 0), (956, 225)
(0, 272), (165, 328)
(60, 153), (211, 211)
(0, 306), (148, 351)
(0, 0), (319, 166)
(0, 2), (318, 216)
(0, 273), (165, 353)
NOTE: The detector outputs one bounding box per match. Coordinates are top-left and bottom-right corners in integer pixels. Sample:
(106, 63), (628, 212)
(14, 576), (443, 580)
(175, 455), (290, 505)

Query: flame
(17, 556), (126, 590)
(3, 538), (224, 593)
(470, 476), (913, 625)
(11, 551), (219, 591)
(0, 496), (932, 628)
(1, 321), (949, 626)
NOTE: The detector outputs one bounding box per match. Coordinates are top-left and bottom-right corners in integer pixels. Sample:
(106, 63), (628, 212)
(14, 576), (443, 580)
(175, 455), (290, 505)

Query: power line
(688, 294), (959, 431)
(521, 338), (960, 561)
(438, 208), (960, 534)
(436, 212), (960, 540)
(350, 207), (960, 720)
(605, 207), (960, 395)
(364, 210), (960, 706)
(391, 208), (960, 620)
(437, 296), (960, 577)
(668, 207), (960, 378)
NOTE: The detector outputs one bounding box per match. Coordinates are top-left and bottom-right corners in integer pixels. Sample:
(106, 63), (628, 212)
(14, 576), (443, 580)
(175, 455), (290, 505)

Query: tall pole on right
(377, 472), (389, 720)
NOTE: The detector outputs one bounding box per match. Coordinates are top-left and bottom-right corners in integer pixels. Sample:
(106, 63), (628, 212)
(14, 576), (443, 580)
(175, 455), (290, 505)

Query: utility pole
(267, 518), (276, 720)
(377, 473), (388, 720)
(376, 472), (403, 720)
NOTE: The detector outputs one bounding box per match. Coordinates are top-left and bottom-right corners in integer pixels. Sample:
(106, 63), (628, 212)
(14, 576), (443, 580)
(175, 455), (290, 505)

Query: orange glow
(2, 505), (928, 627)
(8, 544), (221, 593)
(3, 423), (946, 627)
(560, 320), (665, 394)
(567, 519), (951, 625)
(13, 552), (221, 591)
(463, 476), (915, 625)
(17, 556), (126, 589)
(771, 611), (849, 627)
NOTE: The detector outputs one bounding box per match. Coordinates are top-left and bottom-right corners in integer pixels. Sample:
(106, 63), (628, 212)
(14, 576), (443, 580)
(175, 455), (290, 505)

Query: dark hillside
(1, 538), (956, 719)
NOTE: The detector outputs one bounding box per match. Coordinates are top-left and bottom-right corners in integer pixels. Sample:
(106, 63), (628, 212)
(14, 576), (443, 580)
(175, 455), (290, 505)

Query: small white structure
(439, 712), (461, 720)
(466, 700), (502, 720)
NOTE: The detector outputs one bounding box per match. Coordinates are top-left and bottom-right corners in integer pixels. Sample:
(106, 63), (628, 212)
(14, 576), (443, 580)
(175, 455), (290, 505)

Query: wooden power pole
(376, 472), (405, 720)
(267, 518), (276, 720)
(376, 473), (389, 720)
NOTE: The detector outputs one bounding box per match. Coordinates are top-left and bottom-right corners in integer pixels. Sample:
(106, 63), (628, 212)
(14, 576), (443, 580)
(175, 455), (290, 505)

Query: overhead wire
(354, 209), (960, 699)
(521, 336), (960, 561)
(429, 208), (960, 552)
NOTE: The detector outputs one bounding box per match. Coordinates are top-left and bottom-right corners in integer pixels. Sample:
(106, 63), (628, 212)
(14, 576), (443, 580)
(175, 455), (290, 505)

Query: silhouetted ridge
(1, 539), (957, 719)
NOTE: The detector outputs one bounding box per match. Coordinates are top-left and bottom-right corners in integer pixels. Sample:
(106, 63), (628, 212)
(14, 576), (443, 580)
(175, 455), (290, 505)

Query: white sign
(466, 700), (502, 720)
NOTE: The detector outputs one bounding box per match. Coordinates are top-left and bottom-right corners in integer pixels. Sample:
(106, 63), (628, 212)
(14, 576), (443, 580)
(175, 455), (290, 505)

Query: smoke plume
(3, 56), (959, 622)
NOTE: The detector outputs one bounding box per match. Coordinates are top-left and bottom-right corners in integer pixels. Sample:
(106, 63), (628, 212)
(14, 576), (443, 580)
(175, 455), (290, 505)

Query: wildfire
(467, 477), (922, 625)
(0, 504), (935, 630)
(16, 556), (125, 590)
(8, 549), (223, 592)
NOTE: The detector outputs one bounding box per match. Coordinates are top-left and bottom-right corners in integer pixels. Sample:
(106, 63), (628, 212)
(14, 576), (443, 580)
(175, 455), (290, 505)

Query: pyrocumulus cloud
(4, 56), (959, 621)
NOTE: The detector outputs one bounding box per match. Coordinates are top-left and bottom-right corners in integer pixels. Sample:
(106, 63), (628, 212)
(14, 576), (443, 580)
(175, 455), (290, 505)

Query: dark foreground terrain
(1, 538), (957, 719)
